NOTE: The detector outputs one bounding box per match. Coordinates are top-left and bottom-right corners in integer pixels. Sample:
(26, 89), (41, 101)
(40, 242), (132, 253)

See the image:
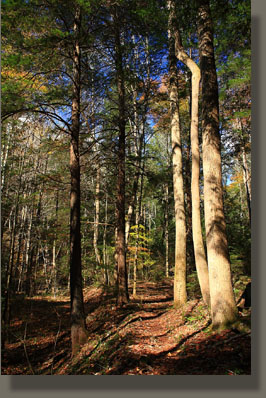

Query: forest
(1, 0), (251, 375)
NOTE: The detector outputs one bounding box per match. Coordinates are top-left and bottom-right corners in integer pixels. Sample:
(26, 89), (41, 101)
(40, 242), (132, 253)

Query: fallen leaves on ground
(1, 280), (251, 375)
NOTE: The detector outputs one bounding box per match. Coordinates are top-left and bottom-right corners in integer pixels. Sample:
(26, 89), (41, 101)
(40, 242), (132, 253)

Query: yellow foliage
(2, 67), (48, 93)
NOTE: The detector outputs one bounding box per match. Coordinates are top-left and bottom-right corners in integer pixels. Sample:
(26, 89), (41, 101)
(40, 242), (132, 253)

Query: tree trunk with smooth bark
(164, 182), (169, 278)
(93, 167), (102, 267)
(168, 3), (187, 306)
(240, 142), (251, 225)
(197, 0), (238, 328)
(113, 5), (129, 306)
(168, 0), (210, 306)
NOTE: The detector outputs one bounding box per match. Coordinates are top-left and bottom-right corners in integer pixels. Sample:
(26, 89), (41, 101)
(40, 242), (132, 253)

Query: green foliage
(186, 271), (201, 298)
(224, 176), (251, 276)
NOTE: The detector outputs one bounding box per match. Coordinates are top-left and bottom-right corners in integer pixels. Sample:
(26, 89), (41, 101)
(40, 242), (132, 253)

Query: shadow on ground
(1, 280), (251, 375)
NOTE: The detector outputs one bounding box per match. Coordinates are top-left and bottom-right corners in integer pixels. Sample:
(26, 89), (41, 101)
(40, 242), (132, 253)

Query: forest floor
(1, 280), (251, 375)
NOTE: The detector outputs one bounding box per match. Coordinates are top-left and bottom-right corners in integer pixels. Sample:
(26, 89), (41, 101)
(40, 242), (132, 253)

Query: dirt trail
(1, 281), (251, 375)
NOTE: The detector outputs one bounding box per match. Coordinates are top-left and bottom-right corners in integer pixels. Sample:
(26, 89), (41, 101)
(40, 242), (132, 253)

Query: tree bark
(237, 117), (251, 225)
(15, 204), (27, 292)
(132, 200), (140, 297)
(1, 124), (11, 189)
(168, 2), (187, 306)
(103, 194), (109, 285)
(168, 1), (210, 306)
(164, 182), (169, 278)
(241, 147), (251, 225)
(93, 167), (102, 267)
(184, 132), (194, 270)
(2, 197), (19, 344)
(197, 0), (238, 328)
(2, 150), (26, 346)
(25, 208), (34, 296)
(238, 123), (251, 225)
(70, 5), (87, 355)
(52, 191), (59, 297)
(113, 5), (129, 306)
(125, 36), (147, 248)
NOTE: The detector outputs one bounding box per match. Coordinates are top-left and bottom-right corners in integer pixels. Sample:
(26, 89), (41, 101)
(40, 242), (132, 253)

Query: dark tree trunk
(2, 165), (23, 347)
(70, 5), (87, 355)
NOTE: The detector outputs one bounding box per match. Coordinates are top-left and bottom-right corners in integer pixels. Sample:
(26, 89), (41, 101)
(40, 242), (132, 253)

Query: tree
(168, 1), (187, 306)
(168, 0), (210, 306)
(197, 0), (238, 329)
(69, 3), (87, 355)
(111, 3), (129, 306)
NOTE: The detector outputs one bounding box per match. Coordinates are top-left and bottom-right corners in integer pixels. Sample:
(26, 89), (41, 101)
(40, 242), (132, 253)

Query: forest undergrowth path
(1, 280), (251, 375)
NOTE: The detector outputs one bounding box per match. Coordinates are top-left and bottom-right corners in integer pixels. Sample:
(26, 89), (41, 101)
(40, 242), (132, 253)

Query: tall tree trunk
(2, 198), (19, 345)
(169, 1), (210, 306)
(132, 200), (140, 297)
(70, 5), (87, 355)
(51, 191), (59, 298)
(2, 149), (26, 346)
(189, 65), (210, 306)
(197, 0), (238, 328)
(103, 194), (109, 285)
(164, 183), (169, 278)
(168, 3), (187, 306)
(164, 130), (171, 279)
(93, 167), (101, 267)
(125, 37), (146, 248)
(25, 209), (34, 296)
(185, 70), (194, 270)
(113, 6), (129, 306)
(240, 142), (251, 225)
(1, 124), (11, 190)
(125, 172), (139, 247)
(125, 130), (145, 247)
(184, 133), (194, 270)
(237, 117), (251, 225)
(15, 205), (27, 292)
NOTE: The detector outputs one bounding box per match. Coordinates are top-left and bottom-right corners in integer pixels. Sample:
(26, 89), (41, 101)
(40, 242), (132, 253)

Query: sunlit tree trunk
(103, 194), (109, 285)
(168, 0), (210, 306)
(241, 147), (251, 225)
(15, 204), (27, 292)
(168, 2), (187, 306)
(1, 124), (11, 190)
(112, 5), (129, 306)
(25, 209), (34, 296)
(125, 37), (147, 248)
(236, 117), (251, 225)
(197, 0), (238, 328)
(52, 191), (59, 298)
(164, 182), (169, 278)
(93, 167), (101, 267)
(133, 201), (140, 298)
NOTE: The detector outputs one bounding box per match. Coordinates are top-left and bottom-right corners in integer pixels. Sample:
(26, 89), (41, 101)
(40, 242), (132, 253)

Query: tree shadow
(70, 321), (250, 375)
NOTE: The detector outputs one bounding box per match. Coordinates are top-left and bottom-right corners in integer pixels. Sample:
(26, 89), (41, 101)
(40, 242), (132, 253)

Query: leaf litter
(1, 280), (251, 375)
